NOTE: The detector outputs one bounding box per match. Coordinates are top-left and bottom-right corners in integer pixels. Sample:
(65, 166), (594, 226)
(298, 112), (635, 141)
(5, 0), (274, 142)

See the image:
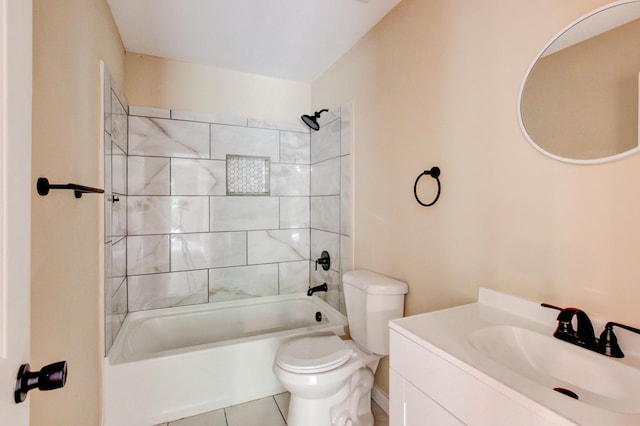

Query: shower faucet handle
(314, 251), (331, 271)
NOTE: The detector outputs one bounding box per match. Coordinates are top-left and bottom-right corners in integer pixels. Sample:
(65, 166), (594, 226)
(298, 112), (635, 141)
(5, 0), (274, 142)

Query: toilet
(273, 270), (408, 426)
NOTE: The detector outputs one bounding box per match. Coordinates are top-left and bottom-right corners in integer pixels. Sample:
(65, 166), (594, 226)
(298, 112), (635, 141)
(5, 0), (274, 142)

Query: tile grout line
(273, 395), (287, 425)
(223, 405), (229, 426)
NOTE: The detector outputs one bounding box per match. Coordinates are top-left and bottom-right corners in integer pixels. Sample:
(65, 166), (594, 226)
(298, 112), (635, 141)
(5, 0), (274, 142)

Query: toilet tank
(343, 270), (408, 355)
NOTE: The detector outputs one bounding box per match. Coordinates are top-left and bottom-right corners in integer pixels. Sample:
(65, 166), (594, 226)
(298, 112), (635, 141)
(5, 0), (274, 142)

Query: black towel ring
(413, 167), (441, 207)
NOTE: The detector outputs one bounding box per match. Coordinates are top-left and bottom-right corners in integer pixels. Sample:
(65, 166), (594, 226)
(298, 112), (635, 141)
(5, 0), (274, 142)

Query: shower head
(301, 109), (328, 131)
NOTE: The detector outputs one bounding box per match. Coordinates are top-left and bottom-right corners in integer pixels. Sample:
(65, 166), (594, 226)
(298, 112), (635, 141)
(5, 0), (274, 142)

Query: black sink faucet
(542, 303), (640, 358)
(555, 307), (598, 350)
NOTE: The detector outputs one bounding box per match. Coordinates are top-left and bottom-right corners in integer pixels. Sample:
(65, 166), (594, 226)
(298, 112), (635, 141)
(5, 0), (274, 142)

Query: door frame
(0, 0), (33, 423)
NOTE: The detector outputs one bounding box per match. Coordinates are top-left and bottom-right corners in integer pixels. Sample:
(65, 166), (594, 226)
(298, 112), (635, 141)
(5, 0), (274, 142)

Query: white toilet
(273, 270), (408, 426)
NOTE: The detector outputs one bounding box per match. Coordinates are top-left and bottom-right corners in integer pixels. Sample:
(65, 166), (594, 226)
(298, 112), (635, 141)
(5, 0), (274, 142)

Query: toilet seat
(275, 335), (354, 374)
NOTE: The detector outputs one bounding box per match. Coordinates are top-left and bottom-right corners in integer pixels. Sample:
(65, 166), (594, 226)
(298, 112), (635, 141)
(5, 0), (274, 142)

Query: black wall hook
(413, 167), (441, 207)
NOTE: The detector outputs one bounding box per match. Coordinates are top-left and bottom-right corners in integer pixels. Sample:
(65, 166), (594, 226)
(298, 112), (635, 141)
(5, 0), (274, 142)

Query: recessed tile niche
(226, 154), (271, 196)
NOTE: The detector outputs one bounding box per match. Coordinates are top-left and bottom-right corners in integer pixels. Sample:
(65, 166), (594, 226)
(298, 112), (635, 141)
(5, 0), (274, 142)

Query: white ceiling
(106, 0), (402, 83)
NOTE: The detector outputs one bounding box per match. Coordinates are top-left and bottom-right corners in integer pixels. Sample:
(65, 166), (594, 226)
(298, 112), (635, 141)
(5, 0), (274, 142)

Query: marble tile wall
(310, 104), (352, 314)
(126, 107), (314, 311)
(103, 64), (129, 355)
(121, 103), (352, 316)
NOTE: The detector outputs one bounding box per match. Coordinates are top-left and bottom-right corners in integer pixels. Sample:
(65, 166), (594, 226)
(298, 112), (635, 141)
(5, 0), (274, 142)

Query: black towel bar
(37, 177), (104, 198)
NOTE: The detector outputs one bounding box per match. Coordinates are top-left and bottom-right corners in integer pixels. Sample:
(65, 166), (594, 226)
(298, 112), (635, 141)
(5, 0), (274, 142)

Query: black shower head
(301, 109), (328, 131)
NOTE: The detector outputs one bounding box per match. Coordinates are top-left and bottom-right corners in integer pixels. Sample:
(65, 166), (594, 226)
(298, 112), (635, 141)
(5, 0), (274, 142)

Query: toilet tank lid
(342, 270), (408, 295)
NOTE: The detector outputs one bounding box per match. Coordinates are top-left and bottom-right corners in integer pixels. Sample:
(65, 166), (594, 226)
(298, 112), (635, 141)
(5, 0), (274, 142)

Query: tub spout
(307, 283), (328, 296)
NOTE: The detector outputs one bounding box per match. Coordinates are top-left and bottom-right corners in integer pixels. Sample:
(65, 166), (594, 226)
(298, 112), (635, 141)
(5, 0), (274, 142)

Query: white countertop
(390, 287), (640, 426)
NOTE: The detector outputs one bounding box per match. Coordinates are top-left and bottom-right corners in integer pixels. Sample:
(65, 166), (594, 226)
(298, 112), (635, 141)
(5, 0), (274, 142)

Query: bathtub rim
(106, 292), (348, 365)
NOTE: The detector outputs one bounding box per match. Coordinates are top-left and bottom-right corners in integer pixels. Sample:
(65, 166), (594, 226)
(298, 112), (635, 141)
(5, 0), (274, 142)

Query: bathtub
(103, 293), (348, 426)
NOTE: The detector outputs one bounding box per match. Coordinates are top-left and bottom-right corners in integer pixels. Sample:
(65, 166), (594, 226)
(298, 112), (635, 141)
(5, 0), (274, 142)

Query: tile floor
(156, 393), (389, 426)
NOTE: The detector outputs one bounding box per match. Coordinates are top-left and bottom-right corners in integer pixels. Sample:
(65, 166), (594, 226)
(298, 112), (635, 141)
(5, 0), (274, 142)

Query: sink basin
(468, 325), (640, 414)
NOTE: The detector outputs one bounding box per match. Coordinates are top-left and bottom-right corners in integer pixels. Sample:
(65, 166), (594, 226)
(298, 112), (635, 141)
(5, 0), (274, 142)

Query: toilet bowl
(273, 270), (408, 426)
(273, 335), (379, 426)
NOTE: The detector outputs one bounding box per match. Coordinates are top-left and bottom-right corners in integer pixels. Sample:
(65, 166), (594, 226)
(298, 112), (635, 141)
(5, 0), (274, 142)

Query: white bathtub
(103, 293), (348, 426)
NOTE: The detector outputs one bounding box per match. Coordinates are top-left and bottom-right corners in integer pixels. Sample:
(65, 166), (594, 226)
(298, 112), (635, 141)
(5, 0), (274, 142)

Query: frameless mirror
(519, 1), (640, 164)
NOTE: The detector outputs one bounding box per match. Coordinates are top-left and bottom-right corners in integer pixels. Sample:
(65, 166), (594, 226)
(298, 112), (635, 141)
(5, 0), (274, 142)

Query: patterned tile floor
(155, 393), (389, 426)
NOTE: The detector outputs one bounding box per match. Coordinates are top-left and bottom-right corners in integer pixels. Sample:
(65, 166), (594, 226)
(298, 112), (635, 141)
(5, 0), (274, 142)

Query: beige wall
(125, 53), (311, 122)
(312, 0), (640, 393)
(32, 0), (124, 424)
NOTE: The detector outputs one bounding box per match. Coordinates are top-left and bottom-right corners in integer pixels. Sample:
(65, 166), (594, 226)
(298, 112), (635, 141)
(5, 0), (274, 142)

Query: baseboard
(371, 384), (389, 414)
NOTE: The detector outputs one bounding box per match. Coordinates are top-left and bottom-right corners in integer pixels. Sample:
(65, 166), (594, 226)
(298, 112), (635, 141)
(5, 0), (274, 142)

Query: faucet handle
(314, 251), (331, 271)
(541, 303), (562, 311)
(599, 322), (640, 358)
(598, 324), (624, 358)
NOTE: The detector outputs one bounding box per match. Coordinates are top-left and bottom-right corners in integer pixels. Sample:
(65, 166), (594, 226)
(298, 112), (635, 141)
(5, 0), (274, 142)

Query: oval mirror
(519, 0), (640, 164)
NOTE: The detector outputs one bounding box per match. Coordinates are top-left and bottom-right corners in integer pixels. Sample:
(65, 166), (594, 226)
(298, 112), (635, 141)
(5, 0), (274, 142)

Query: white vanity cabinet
(389, 329), (463, 425)
(389, 300), (576, 426)
(388, 327), (556, 425)
(388, 287), (640, 425)
(390, 360), (463, 424)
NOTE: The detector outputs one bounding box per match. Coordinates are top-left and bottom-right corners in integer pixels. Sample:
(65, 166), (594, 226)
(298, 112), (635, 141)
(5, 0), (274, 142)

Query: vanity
(389, 288), (640, 425)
